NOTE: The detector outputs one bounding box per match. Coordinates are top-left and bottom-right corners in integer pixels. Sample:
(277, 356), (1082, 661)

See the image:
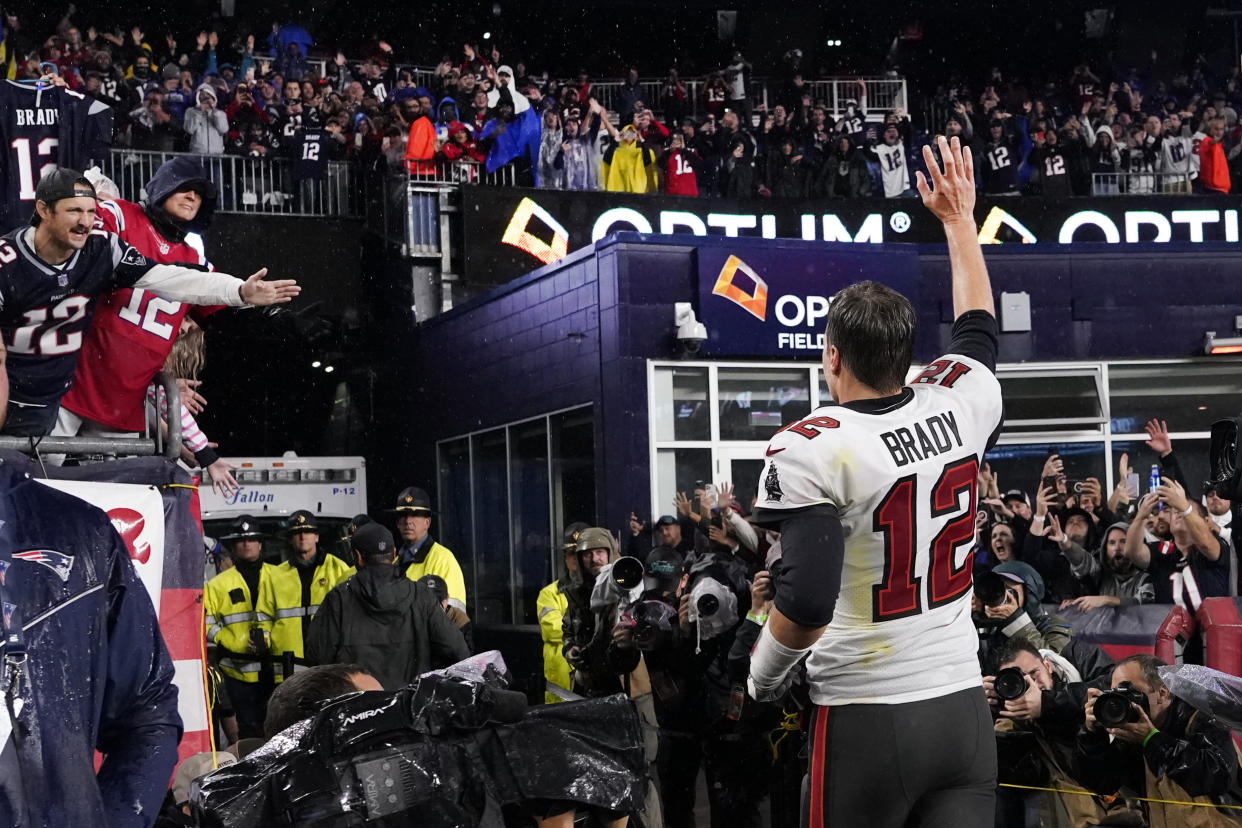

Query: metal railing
(1091, 171), (1194, 196)
(0, 372), (181, 461)
(406, 160), (517, 187)
(102, 149), (359, 217)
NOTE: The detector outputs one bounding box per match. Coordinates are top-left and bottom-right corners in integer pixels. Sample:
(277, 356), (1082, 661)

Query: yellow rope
(998, 782), (1242, 810)
(164, 483), (200, 490)
(199, 592), (219, 768)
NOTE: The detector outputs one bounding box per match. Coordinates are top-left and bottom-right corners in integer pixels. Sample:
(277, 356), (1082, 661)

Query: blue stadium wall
(394, 232), (1242, 530)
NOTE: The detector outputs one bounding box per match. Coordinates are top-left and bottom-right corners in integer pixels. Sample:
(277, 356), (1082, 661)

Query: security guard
(255, 509), (354, 682)
(203, 515), (277, 739)
(537, 522), (588, 703)
(391, 487), (467, 612)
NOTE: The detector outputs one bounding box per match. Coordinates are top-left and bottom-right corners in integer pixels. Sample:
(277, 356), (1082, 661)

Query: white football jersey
(757, 352), (1003, 706)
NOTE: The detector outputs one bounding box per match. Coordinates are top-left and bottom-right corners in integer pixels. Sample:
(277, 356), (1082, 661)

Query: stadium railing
(1091, 171), (1194, 196)
(102, 149), (360, 218)
(0, 372), (182, 460)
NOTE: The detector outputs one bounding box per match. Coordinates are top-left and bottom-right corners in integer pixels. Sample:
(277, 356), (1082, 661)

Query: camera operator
(987, 638), (1115, 825)
(1074, 655), (1242, 825)
(561, 528), (662, 828)
(974, 561), (1072, 671)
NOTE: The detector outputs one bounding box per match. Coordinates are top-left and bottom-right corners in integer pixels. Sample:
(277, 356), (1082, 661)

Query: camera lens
(611, 557), (644, 590)
(973, 570), (1008, 608)
(1093, 691), (1137, 728)
(993, 666), (1028, 702)
(696, 593), (720, 617)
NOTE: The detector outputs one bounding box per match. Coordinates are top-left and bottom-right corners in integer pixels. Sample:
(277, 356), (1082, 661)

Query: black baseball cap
(30, 168), (95, 225)
(351, 522), (395, 559)
(1001, 489), (1029, 506)
(418, 574), (449, 603)
(655, 515), (679, 528)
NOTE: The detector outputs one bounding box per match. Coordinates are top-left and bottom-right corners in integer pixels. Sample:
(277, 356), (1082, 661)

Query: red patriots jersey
(60, 199), (218, 431)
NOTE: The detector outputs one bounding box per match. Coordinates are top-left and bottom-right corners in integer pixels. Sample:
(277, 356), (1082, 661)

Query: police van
(200, 453), (367, 564)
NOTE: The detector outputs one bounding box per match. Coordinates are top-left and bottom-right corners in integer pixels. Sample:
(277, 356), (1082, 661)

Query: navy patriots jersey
(0, 81), (114, 233)
(0, 226), (157, 410)
(291, 127), (331, 182)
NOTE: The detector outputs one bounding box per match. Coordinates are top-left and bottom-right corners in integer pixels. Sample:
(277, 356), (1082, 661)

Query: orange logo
(501, 197), (570, 265)
(711, 255), (768, 321)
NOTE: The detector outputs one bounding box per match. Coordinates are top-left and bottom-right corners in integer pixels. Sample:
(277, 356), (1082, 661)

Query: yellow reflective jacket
(255, 553), (355, 676)
(400, 539), (467, 611)
(537, 579), (572, 703)
(204, 564), (277, 682)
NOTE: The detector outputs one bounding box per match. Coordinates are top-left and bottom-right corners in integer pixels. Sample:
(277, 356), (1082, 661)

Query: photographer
(1074, 655), (1242, 824)
(987, 638), (1115, 826)
(975, 561), (1072, 671)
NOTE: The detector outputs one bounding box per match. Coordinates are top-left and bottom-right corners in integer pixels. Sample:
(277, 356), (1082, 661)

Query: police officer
(255, 509), (354, 683)
(391, 487), (467, 612)
(537, 522), (588, 703)
(203, 515), (277, 739)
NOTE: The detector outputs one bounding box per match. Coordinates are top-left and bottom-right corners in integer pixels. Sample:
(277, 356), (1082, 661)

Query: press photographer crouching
(1073, 655), (1242, 827)
(974, 561), (1072, 669)
(986, 638), (1115, 826)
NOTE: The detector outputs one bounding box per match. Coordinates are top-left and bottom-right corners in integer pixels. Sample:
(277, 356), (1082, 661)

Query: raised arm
(916, 135), (995, 319)
(1125, 494), (1157, 570)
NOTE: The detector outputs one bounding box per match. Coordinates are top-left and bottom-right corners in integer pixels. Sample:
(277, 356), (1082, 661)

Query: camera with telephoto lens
(610, 556), (645, 591)
(1093, 681), (1149, 728)
(1210, 414), (1242, 502)
(993, 666), (1029, 702)
(630, 599), (678, 651)
(973, 570), (1011, 608)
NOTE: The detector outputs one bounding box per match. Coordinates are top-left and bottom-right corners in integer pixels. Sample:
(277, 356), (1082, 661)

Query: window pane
(471, 429), (511, 626)
(510, 421), (551, 626)
(437, 438), (474, 607)
(551, 408), (596, 533)
(653, 448), (712, 522)
(652, 367), (710, 442)
(816, 369), (835, 408)
(983, 442), (1106, 503)
(1108, 362), (1241, 434)
(998, 373), (1102, 423)
(1111, 438), (1212, 500)
(718, 367), (811, 440)
(728, 457), (767, 513)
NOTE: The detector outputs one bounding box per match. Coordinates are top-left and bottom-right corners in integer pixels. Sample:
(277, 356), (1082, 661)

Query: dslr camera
(973, 570), (1015, 609)
(1092, 681), (1149, 728)
(993, 666), (1029, 703)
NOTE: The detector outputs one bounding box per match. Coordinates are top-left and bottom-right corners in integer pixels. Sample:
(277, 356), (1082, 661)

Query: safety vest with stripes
(204, 564), (277, 682)
(536, 579), (572, 704)
(254, 553), (355, 677)
(401, 540), (468, 612)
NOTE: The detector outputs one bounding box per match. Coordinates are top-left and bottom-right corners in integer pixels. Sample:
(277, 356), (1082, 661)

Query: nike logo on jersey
(879, 411), (963, 468)
(765, 446), (785, 456)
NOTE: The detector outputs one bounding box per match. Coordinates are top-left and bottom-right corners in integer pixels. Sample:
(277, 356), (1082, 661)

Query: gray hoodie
(1062, 521), (1155, 605)
(184, 84), (228, 155)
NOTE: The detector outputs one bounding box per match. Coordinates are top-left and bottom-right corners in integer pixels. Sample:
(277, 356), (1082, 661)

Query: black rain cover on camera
(1159, 664), (1242, 730)
(1210, 415), (1242, 502)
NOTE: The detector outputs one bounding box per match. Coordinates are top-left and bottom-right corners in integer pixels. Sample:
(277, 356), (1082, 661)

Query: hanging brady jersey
(0, 226), (161, 410)
(60, 198), (218, 432)
(291, 127), (331, 182)
(756, 353), (1003, 706)
(0, 81), (114, 233)
(873, 142), (908, 198)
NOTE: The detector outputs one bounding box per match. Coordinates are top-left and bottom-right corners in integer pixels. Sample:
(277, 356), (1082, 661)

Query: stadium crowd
(7, 9), (1242, 203)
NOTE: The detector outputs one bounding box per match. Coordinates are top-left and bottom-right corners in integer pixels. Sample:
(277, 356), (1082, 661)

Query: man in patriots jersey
(58, 158), (225, 448)
(747, 136), (1002, 828)
(0, 78), (114, 233)
(0, 168), (299, 437)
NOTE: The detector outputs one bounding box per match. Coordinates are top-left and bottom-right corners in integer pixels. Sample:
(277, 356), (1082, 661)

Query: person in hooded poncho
(600, 116), (658, 193)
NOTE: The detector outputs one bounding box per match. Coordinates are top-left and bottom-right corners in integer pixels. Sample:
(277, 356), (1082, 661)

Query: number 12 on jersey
(872, 457), (978, 622)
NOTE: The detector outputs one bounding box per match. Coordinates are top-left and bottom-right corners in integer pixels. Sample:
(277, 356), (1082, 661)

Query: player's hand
(207, 458), (240, 498)
(747, 672), (794, 704)
(238, 268), (300, 305)
(1156, 480), (1190, 513)
(997, 675), (1043, 722)
(916, 135), (975, 228)
(177, 378), (207, 415)
(1145, 418), (1172, 456)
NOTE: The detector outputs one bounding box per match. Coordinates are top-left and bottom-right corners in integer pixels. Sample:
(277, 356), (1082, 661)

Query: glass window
(437, 438), (474, 605)
(510, 420), (551, 625)
(815, 369), (834, 408)
(718, 367), (811, 440)
(1108, 362), (1242, 435)
(983, 442), (1106, 504)
(998, 372), (1103, 425)
(471, 429), (511, 626)
(726, 456), (767, 513)
(652, 366), (710, 442)
(653, 448), (712, 523)
(551, 409), (596, 533)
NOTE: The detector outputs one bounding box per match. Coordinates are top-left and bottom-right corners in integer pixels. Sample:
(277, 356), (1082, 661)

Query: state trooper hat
(392, 486), (434, 515)
(562, 521), (590, 552)
(283, 509), (320, 534)
(220, 515), (267, 543)
(342, 513), (372, 541)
